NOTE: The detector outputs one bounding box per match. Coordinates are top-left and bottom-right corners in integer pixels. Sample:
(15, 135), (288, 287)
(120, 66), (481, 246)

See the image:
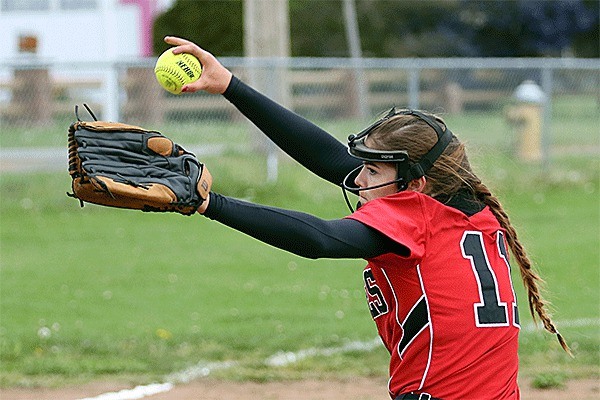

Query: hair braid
(474, 182), (572, 356)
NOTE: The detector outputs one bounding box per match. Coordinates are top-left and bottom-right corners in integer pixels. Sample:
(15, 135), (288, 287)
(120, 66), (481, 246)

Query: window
(0, 0), (98, 11)
(1, 0), (50, 11)
(60, 0), (98, 10)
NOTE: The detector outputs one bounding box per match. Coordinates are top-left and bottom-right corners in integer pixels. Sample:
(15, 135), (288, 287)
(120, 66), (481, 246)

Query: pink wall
(120, 0), (156, 56)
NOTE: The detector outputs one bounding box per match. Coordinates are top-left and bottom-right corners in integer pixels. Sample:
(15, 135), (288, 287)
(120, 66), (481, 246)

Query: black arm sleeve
(203, 192), (409, 260)
(223, 76), (360, 186)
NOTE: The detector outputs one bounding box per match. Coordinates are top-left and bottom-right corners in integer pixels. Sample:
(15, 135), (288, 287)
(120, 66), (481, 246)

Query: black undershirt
(202, 76), (482, 259)
(203, 193), (407, 259)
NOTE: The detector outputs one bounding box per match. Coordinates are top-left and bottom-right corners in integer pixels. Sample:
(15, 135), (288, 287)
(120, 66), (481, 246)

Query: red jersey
(347, 191), (520, 400)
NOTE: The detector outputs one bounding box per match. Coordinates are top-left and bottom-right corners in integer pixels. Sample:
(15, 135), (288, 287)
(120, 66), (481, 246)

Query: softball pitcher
(164, 36), (570, 400)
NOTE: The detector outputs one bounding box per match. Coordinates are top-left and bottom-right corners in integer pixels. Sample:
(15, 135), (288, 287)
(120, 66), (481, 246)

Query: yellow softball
(154, 48), (202, 95)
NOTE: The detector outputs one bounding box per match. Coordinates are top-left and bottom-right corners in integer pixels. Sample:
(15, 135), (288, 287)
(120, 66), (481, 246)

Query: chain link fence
(0, 57), (598, 176)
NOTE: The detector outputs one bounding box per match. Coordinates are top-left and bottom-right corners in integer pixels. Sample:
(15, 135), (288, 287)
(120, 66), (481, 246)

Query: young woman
(163, 36), (569, 400)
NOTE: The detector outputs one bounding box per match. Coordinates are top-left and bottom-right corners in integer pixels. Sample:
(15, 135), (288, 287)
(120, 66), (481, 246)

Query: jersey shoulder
(346, 192), (434, 258)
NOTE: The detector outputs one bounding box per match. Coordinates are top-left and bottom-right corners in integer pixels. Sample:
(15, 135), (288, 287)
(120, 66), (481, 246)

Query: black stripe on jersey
(398, 296), (429, 357)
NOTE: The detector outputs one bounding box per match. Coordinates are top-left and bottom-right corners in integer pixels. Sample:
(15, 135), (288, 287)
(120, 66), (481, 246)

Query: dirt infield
(2, 377), (598, 400)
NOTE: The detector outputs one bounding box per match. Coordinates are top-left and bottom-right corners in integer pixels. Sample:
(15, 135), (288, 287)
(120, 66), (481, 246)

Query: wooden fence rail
(0, 67), (513, 126)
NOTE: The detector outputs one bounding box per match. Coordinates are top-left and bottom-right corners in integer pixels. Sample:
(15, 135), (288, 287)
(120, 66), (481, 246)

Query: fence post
(540, 67), (553, 166)
(10, 67), (52, 125)
(408, 68), (420, 110)
(264, 62), (281, 183)
(124, 66), (164, 125)
(103, 63), (120, 122)
(443, 82), (464, 114)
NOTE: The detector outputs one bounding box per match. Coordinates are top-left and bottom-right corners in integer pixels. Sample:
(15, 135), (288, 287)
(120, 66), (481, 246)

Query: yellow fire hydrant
(505, 80), (546, 162)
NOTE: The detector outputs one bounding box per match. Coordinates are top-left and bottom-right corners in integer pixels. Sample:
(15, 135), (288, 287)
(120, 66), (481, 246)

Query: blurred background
(0, 0), (598, 396)
(0, 0), (598, 174)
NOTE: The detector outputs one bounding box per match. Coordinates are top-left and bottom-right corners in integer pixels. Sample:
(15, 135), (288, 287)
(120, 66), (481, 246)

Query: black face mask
(341, 108), (454, 212)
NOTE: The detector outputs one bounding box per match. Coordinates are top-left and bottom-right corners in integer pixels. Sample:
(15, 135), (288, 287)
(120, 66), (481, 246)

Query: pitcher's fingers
(164, 37), (206, 62)
(171, 44), (203, 58)
(163, 36), (231, 94)
(164, 36), (193, 47)
(181, 82), (203, 93)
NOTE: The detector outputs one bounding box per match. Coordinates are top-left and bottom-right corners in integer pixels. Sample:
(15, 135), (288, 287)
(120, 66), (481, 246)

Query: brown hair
(368, 111), (571, 355)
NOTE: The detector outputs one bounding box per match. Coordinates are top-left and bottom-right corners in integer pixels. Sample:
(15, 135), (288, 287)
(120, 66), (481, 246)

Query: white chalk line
(77, 383), (174, 400)
(265, 336), (383, 367)
(77, 338), (382, 400)
(78, 318), (599, 400)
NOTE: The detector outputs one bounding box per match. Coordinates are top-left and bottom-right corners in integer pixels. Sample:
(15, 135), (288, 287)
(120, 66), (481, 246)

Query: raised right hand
(163, 36), (233, 95)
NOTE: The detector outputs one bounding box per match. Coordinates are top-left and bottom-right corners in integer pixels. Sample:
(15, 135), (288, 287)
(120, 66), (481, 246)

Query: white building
(0, 0), (174, 63)
(0, 0), (175, 120)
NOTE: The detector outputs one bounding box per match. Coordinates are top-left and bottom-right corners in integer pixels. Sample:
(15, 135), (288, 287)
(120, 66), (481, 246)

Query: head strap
(347, 108), (454, 180)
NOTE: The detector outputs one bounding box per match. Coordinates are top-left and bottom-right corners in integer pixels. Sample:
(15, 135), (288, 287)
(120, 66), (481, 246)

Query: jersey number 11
(461, 231), (520, 328)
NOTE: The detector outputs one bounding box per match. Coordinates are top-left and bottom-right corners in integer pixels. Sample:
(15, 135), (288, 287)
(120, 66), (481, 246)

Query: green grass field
(0, 111), (599, 389)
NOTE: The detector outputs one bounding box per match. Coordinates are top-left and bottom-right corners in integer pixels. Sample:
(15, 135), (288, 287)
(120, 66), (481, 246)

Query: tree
(290, 0), (348, 57)
(152, 0), (244, 56)
(356, 0), (464, 57)
(444, 0), (599, 57)
(153, 0), (599, 58)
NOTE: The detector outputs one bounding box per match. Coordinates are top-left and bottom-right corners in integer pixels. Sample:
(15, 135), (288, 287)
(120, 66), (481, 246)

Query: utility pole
(244, 0), (290, 60)
(343, 0), (369, 120)
(243, 0), (291, 181)
(243, 0), (290, 106)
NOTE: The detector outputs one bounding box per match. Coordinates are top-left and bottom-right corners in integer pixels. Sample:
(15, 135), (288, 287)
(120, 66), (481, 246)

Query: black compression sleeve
(223, 76), (360, 185)
(203, 192), (407, 260)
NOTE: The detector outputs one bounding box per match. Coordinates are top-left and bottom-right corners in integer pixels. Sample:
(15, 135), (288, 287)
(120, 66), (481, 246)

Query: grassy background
(1, 94), (599, 150)
(0, 109), (599, 389)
